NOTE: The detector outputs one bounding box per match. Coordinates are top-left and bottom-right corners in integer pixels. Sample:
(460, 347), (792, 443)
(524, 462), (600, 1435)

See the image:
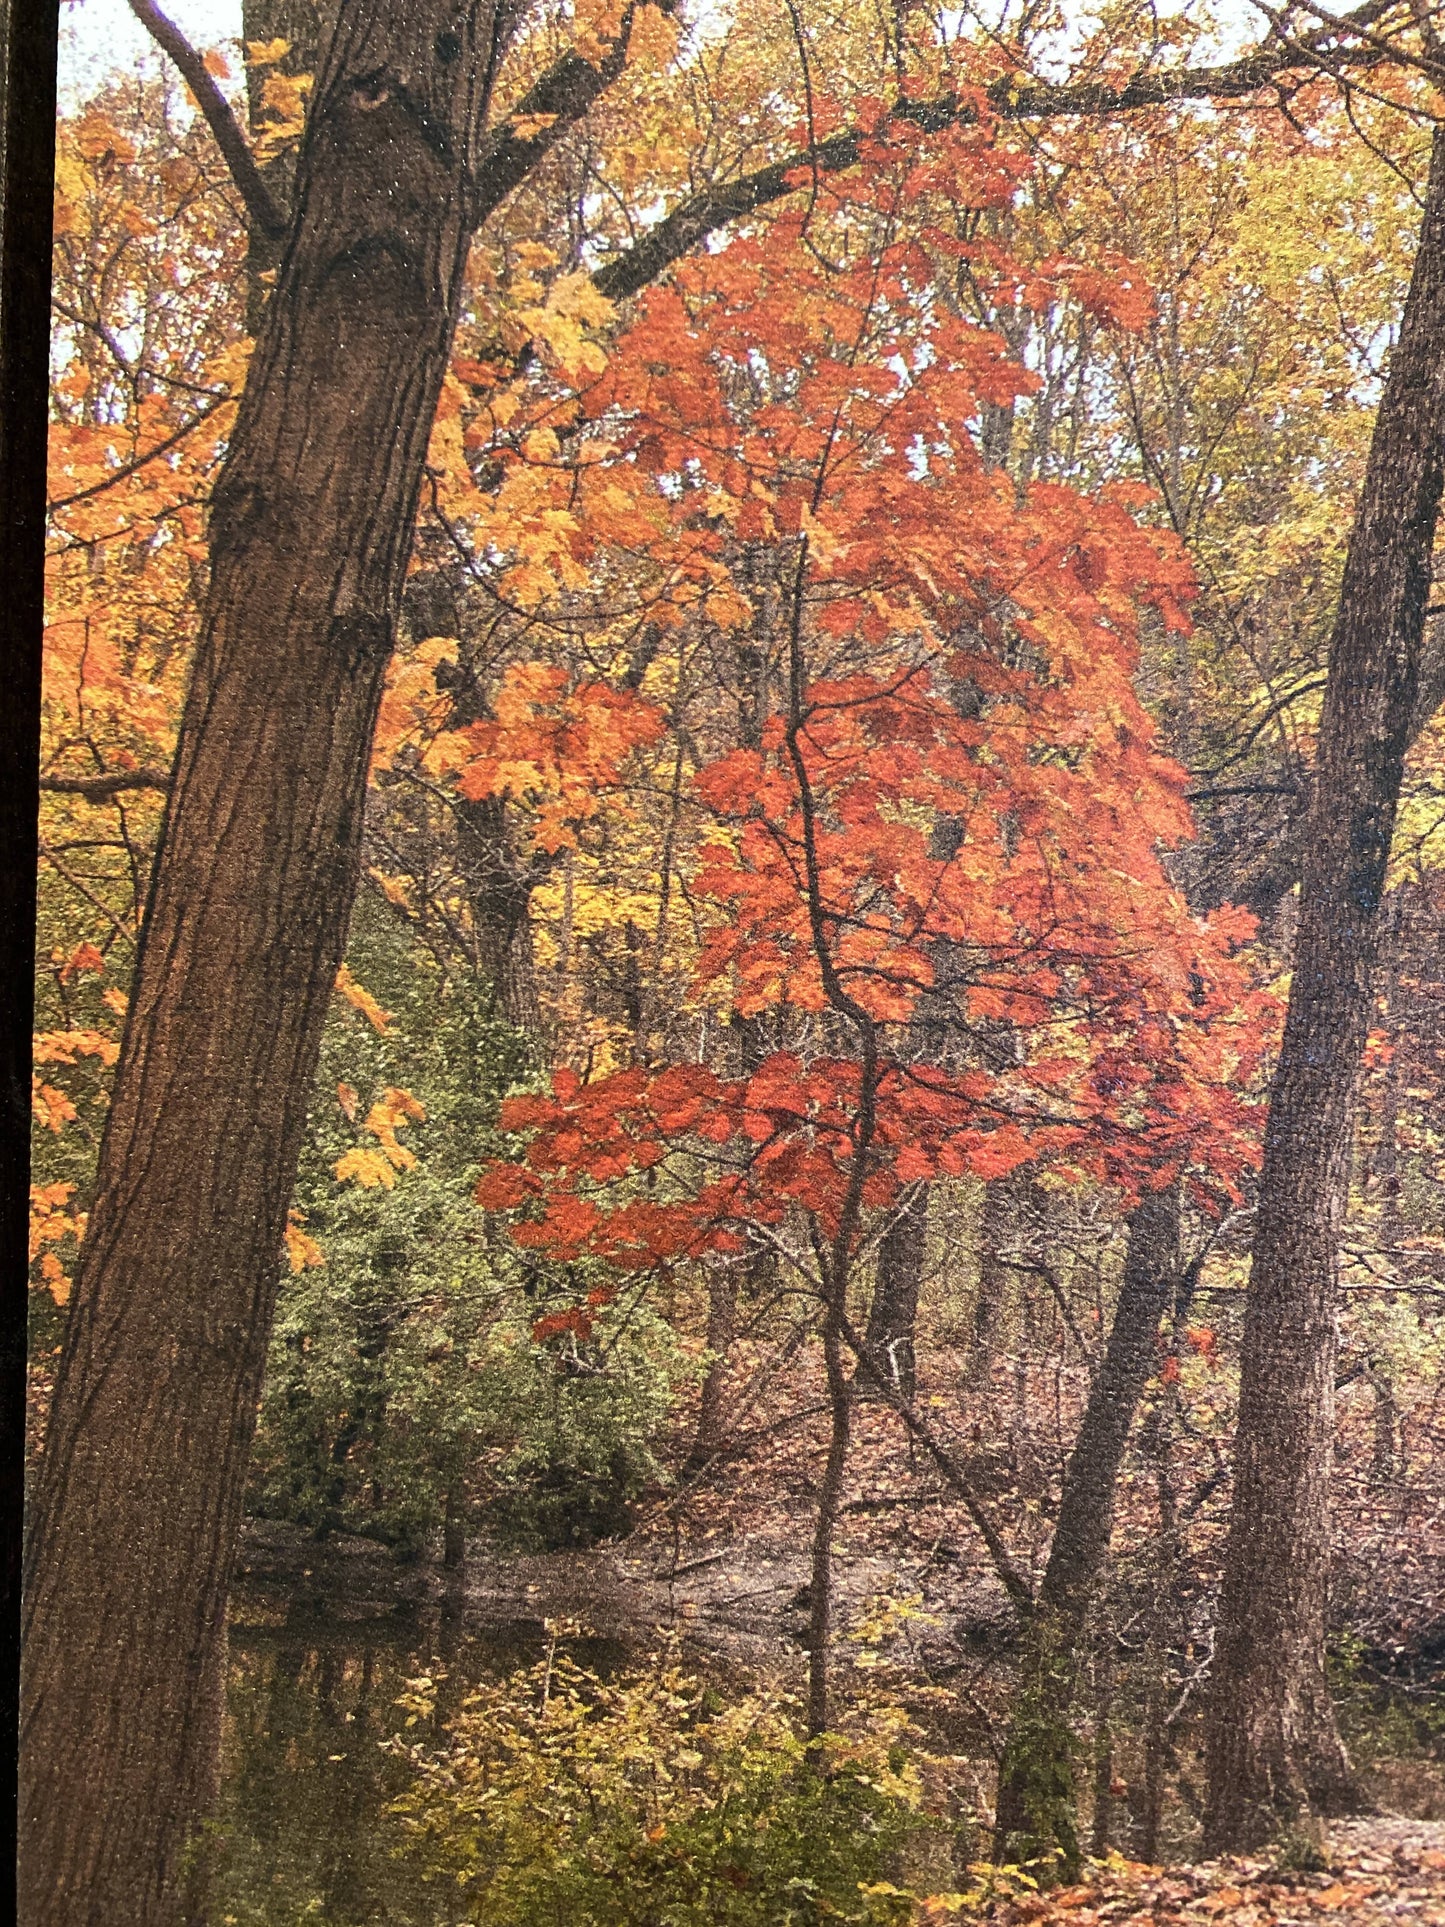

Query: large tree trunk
(993, 1185), (1180, 1869)
(19, 5), (507, 1916)
(1203, 125), (1445, 1855)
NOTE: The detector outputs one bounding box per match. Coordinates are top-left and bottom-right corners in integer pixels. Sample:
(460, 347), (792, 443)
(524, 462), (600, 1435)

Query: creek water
(207, 1596), (631, 1925)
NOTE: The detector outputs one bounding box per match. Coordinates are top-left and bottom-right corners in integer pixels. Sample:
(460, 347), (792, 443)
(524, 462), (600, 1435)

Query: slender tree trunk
(20, 6), (507, 1916)
(1204, 125), (1445, 1856)
(1368, 1366), (1399, 1485)
(971, 1174), (1018, 1385)
(457, 791), (544, 1032)
(442, 1479), (465, 1571)
(689, 1267), (739, 1465)
(408, 571), (548, 1034)
(862, 1185), (927, 1402)
(807, 1313), (853, 1739)
(993, 1186), (1180, 1868)
(689, 1013), (775, 1464)
(1136, 1379), (1185, 1868)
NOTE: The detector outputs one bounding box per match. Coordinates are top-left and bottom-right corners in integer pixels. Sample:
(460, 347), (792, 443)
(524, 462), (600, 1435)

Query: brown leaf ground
(982, 1824), (1445, 1927)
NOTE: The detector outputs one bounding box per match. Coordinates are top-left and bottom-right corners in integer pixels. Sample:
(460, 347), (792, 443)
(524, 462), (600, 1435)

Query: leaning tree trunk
(993, 1184), (1180, 1870)
(1204, 125), (1445, 1854)
(19, 5), (513, 1917)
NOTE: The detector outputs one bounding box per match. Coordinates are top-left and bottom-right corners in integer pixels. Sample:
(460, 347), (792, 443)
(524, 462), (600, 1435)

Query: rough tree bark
(1204, 124), (1445, 1854)
(992, 1186), (1180, 1867)
(19, 0), (655, 1914)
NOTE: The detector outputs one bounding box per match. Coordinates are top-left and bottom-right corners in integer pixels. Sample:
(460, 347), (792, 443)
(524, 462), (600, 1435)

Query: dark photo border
(1, 0), (61, 1914)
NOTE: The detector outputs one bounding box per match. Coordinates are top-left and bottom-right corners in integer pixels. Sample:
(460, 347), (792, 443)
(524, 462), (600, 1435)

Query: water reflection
(209, 1601), (630, 1924)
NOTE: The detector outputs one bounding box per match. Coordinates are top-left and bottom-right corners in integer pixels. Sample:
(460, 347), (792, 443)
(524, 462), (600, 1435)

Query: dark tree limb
(47, 394), (229, 513)
(595, 16), (1405, 302)
(469, 3), (673, 229)
(127, 0), (289, 239)
(38, 769), (174, 801)
(838, 1308), (1035, 1613)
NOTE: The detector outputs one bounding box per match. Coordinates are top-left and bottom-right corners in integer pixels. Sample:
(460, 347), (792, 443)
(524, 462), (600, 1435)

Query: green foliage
(249, 897), (686, 1555)
(1269, 1819), (1332, 1876)
(992, 1616), (1082, 1884)
(1329, 1629), (1445, 1771)
(477, 1307), (681, 1550)
(386, 1632), (944, 1925)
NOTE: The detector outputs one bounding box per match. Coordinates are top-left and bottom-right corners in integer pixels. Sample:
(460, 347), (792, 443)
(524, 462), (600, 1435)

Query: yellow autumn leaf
(334, 1147), (399, 1190)
(41, 1252), (72, 1307)
(284, 1211), (326, 1273)
(335, 964), (391, 1032)
(510, 113), (560, 141)
(32, 1080), (78, 1133)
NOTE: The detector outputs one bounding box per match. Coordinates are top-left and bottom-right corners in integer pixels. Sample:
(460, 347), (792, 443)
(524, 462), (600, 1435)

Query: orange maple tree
(468, 170), (1278, 1325)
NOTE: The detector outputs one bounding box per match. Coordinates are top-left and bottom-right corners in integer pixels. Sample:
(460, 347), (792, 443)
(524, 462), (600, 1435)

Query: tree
(1204, 119), (1445, 1852)
(470, 203), (1275, 1736)
(992, 1185), (1181, 1869)
(20, 1), (631, 1913)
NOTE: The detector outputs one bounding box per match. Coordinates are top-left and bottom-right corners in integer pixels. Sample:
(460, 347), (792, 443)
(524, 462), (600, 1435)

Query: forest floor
(223, 1336), (1445, 1906)
(1010, 1823), (1445, 1927)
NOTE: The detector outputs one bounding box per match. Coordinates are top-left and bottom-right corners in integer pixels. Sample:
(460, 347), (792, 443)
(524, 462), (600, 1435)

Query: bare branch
(126, 0), (288, 240)
(838, 1308), (1036, 1612)
(40, 769), (173, 801)
(594, 29), (1403, 302)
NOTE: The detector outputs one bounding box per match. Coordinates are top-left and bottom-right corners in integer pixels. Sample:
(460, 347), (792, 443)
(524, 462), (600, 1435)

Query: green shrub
(386, 1634), (945, 1925)
(247, 898), (687, 1555)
